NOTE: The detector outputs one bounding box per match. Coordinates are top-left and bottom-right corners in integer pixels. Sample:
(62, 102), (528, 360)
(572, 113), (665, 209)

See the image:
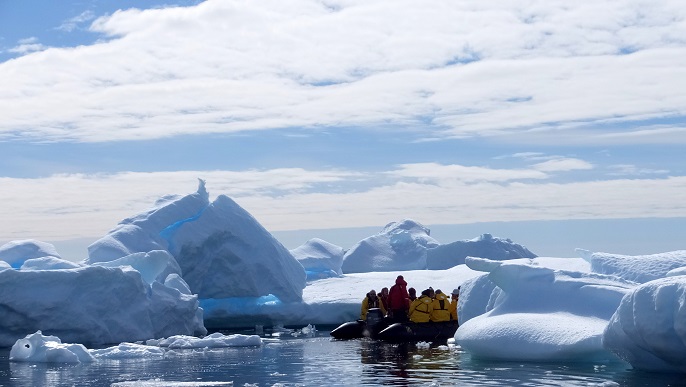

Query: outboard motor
(363, 308), (386, 338)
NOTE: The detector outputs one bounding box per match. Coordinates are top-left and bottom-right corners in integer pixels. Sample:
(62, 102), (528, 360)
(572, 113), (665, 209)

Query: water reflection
(0, 332), (684, 386)
(358, 340), (461, 385)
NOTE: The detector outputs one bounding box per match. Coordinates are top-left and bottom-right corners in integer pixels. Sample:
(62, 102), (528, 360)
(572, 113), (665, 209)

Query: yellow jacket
(361, 295), (386, 320)
(409, 295), (433, 323)
(430, 292), (450, 322)
(450, 298), (458, 321)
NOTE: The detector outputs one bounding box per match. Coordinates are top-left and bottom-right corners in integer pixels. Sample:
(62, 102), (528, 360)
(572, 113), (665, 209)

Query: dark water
(0, 329), (683, 386)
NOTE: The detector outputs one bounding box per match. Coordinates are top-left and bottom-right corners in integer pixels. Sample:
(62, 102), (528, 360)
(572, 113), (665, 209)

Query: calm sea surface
(0, 328), (683, 386)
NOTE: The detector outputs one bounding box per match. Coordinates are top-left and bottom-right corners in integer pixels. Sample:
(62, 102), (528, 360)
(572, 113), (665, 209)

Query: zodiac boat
(330, 308), (458, 343)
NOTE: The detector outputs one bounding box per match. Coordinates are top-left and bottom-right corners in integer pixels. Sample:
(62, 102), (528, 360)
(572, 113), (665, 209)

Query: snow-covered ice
(291, 238), (345, 280)
(88, 179), (306, 303)
(341, 219), (440, 273)
(146, 332), (261, 349)
(603, 275), (686, 373)
(455, 257), (635, 361)
(427, 233), (536, 270)
(0, 257), (205, 347)
(20, 256), (82, 271)
(0, 239), (62, 268)
(10, 331), (94, 363)
(10, 330), (261, 363)
(576, 248), (686, 283)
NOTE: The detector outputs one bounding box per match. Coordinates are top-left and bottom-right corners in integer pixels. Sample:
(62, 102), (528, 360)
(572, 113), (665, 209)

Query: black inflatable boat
(376, 320), (458, 343)
(330, 308), (389, 340)
(330, 308), (458, 343)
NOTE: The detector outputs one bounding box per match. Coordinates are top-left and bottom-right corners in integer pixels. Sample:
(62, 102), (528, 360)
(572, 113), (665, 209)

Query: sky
(0, 0), (685, 257)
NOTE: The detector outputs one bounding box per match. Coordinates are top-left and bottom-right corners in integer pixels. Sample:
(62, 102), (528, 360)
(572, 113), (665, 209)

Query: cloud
(1, 165), (685, 241)
(387, 162), (548, 183)
(57, 10), (96, 32)
(0, 0), (685, 144)
(607, 164), (670, 176)
(8, 37), (48, 55)
(531, 158), (593, 172)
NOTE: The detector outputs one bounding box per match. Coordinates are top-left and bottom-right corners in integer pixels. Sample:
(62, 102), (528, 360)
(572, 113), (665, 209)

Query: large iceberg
(427, 233), (536, 270)
(87, 180), (306, 303)
(603, 275), (686, 373)
(455, 257), (635, 361)
(167, 194), (306, 302)
(341, 219), (440, 273)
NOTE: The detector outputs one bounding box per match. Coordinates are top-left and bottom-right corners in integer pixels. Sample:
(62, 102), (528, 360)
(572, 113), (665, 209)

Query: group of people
(361, 275), (460, 324)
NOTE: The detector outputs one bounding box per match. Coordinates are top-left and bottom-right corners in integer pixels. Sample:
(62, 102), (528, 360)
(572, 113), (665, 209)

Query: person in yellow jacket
(449, 287), (460, 322)
(361, 289), (387, 320)
(408, 289), (433, 323)
(430, 289), (451, 322)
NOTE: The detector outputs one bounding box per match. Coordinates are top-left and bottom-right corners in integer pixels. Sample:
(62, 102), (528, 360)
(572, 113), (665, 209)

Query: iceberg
(146, 332), (262, 349)
(603, 276), (686, 373)
(10, 331), (94, 363)
(427, 233), (536, 270)
(341, 219), (439, 273)
(291, 238), (345, 280)
(0, 261), (205, 348)
(576, 248), (686, 283)
(167, 194), (306, 302)
(87, 179), (306, 303)
(10, 330), (260, 363)
(455, 257), (635, 361)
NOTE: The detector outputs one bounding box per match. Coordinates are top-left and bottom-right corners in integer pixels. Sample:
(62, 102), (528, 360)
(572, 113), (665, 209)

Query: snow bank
(455, 257), (635, 361)
(427, 233), (536, 270)
(341, 219), (439, 273)
(291, 238), (345, 280)
(0, 239), (61, 268)
(576, 249), (686, 283)
(603, 276), (686, 373)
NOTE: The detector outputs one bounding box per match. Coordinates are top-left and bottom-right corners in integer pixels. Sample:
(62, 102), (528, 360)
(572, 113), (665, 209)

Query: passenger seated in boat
(408, 287), (417, 302)
(450, 287), (460, 323)
(430, 289), (450, 322)
(379, 287), (390, 315)
(408, 289), (433, 323)
(361, 290), (387, 320)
